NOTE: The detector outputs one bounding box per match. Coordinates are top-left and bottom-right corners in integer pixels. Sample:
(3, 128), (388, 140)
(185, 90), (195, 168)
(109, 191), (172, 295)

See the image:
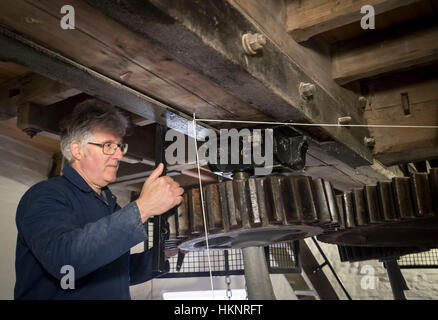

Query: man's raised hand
(135, 163), (184, 223)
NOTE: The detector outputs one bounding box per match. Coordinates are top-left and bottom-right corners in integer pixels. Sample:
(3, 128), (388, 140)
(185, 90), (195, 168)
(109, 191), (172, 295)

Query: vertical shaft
(242, 246), (276, 300)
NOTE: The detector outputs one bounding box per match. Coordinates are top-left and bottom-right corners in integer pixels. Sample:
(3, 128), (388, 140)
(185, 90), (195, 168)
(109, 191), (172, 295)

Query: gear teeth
(377, 181), (399, 221)
(247, 178), (263, 226)
(225, 180), (242, 229)
(235, 178), (252, 228)
(217, 182), (231, 232)
(411, 172), (434, 216)
(288, 176), (319, 224)
(174, 169), (438, 250)
(336, 194), (346, 229)
(324, 180), (340, 226)
(311, 178), (332, 225)
(266, 175), (289, 224)
(188, 188), (204, 235)
(343, 192), (356, 228)
(352, 188), (368, 226)
(364, 185), (383, 223)
(204, 183), (223, 232)
(392, 177), (416, 219)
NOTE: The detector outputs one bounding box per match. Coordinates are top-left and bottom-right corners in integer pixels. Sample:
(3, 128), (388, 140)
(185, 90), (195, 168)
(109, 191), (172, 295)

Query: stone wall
(305, 238), (438, 300)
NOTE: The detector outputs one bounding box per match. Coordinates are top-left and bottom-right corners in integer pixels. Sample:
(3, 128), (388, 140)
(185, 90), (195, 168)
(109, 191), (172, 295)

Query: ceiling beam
(86, 0), (373, 168)
(286, 0), (423, 43)
(0, 26), (212, 140)
(0, 72), (80, 120)
(332, 17), (438, 85)
(363, 64), (438, 165)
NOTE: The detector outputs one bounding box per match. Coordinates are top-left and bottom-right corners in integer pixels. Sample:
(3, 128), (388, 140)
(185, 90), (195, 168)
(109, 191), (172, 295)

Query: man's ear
(70, 141), (83, 161)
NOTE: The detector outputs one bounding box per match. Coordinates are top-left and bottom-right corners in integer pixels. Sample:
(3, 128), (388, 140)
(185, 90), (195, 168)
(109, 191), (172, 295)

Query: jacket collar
(62, 164), (118, 207)
(62, 164), (94, 193)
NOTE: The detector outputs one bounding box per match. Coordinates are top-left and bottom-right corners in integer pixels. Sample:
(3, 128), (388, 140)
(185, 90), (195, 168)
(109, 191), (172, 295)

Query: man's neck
(70, 162), (103, 195)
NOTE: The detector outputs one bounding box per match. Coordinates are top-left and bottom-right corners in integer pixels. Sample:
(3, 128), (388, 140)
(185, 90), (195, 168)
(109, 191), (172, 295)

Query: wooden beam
(286, 0), (423, 43)
(332, 17), (438, 84)
(0, 61), (28, 84)
(0, 0), (269, 123)
(0, 73), (81, 120)
(0, 117), (60, 154)
(298, 240), (339, 300)
(96, 0), (372, 166)
(363, 65), (438, 165)
(320, 0), (436, 44)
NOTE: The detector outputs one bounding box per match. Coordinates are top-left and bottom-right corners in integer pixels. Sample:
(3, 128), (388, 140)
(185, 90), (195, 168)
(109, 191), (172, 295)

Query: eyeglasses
(88, 142), (129, 155)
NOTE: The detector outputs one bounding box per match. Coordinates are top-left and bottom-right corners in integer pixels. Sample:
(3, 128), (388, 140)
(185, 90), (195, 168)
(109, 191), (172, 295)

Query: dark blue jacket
(14, 164), (168, 299)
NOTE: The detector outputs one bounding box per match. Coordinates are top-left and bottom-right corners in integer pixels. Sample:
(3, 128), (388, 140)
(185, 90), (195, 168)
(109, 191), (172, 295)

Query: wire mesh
(398, 248), (438, 268)
(145, 220), (300, 278)
(266, 241), (299, 273)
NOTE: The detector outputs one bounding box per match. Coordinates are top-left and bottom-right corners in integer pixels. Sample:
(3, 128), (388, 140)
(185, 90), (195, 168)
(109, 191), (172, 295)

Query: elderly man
(14, 99), (184, 299)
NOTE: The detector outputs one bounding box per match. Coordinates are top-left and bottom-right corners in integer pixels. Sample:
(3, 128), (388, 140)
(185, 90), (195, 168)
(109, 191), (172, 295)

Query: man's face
(77, 130), (124, 188)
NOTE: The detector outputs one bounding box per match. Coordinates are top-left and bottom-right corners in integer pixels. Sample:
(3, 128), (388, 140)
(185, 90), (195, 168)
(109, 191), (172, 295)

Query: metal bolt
(242, 33), (266, 55)
(23, 127), (40, 139)
(338, 116), (352, 125)
(299, 82), (315, 100)
(364, 137), (376, 148)
(358, 96), (367, 112)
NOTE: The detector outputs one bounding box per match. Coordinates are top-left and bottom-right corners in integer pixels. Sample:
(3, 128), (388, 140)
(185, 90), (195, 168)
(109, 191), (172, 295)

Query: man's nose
(112, 146), (124, 160)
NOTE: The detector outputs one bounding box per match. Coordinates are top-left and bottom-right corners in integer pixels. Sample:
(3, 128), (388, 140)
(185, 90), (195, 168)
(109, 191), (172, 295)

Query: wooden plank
(321, 0), (435, 44)
(0, 73), (81, 120)
(287, 0), (422, 42)
(0, 25), (216, 141)
(364, 65), (438, 165)
(0, 0), (268, 122)
(0, 117), (59, 154)
(298, 240), (339, 300)
(0, 61), (28, 84)
(332, 17), (438, 84)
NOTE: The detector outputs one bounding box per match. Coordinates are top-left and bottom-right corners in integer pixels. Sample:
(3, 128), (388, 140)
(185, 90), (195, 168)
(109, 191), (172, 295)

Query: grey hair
(60, 99), (129, 163)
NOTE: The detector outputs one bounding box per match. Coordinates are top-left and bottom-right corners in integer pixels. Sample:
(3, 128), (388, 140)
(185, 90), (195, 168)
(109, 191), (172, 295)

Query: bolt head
(242, 33), (266, 55)
(358, 96), (367, 111)
(299, 82), (315, 100)
(364, 137), (376, 148)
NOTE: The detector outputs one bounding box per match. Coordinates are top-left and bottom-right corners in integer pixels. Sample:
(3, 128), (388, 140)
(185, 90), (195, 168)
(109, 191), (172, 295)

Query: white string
(195, 118), (438, 129)
(192, 113), (215, 299)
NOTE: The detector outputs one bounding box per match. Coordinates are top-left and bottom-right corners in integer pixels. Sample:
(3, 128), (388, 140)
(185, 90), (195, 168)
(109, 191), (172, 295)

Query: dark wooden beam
(0, 73), (80, 120)
(86, 0), (373, 168)
(0, 27), (211, 140)
(298, 240), (339, 300)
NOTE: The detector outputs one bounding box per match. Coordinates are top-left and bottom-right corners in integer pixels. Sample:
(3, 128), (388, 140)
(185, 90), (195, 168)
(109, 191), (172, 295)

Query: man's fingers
(175, 196), (183, 206)
(175, 187), (184, 196)
(146, 163), (164, 183)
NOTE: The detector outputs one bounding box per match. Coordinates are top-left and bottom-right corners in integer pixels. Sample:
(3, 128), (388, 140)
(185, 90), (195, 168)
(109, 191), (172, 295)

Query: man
(14, 99), (184, 299)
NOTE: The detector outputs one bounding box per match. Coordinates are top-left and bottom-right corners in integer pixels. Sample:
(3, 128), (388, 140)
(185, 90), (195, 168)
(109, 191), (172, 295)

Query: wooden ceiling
(0, 0), (437, 190)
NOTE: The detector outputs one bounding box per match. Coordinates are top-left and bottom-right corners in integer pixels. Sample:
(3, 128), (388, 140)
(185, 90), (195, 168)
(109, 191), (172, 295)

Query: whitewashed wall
(0, 135), (52, 299)
(305, 238), (438, 300)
